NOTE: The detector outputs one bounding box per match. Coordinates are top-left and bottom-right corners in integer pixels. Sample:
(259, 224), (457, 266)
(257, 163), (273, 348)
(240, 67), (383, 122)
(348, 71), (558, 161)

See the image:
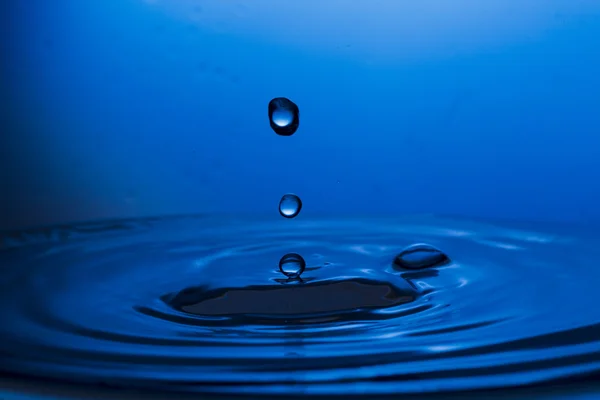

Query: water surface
(1, 214), (600, 396)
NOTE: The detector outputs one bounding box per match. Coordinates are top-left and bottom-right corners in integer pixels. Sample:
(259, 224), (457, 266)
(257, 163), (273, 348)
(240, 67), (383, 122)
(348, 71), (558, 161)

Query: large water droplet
(279, 194), (302, 218)
(279, 253), (306, 278)
(268, 97), (299, 136)
(393, 243), (450, 270)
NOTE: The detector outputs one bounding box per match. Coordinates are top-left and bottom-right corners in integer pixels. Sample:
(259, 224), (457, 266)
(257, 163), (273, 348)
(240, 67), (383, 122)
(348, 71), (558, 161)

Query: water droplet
(268, 97), (300, 136)
(279, 194), (302, 219)
(393, 243), (450, 270)
(279, 253), (306, 278)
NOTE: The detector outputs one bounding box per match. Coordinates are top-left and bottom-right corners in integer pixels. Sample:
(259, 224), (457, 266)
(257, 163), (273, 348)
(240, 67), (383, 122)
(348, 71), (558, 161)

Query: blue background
(2, 0), (600, 229)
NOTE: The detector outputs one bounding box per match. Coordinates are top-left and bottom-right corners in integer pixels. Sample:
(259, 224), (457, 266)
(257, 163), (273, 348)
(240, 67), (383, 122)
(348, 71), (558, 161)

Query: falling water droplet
(279, 194), (302, 219)
(393, 243), (450, 270)
(268, 97), (300, 136)
(279, 253), (306, 278)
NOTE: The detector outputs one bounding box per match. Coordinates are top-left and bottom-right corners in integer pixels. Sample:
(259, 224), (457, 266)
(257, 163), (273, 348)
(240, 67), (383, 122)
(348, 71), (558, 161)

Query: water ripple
(1, 214), (600, 396)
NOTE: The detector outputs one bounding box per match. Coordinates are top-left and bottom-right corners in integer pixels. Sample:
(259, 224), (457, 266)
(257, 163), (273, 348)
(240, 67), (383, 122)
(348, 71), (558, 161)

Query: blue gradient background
(1, 0), (600, 230)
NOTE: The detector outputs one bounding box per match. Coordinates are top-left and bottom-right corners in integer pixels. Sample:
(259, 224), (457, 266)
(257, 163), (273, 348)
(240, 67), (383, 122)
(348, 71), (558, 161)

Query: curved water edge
(1, 214), (600, 397)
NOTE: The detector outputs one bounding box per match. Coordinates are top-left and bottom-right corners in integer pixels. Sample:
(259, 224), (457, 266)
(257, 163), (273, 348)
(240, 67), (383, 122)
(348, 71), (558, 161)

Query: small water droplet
(268, 97), (300, 136)
(393, 243), (450, 270)
(279, 253), (306, 278)
(279, 194), (302, 219)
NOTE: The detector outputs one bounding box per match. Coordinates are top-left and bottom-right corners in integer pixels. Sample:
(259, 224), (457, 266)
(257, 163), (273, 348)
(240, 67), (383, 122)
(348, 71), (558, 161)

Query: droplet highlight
(278, 253), (306, 278)
(268, 97), (300, 136)
(393, 243), (450, 270)
(279, 194), (302, 219)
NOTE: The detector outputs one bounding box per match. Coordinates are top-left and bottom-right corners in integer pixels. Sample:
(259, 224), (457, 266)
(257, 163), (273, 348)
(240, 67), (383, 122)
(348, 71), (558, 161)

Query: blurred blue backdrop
(1, 0), (600, 229)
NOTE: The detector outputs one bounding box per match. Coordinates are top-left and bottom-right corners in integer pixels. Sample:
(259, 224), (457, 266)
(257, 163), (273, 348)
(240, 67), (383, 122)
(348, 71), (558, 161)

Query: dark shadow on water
(164, 277), (416, 322)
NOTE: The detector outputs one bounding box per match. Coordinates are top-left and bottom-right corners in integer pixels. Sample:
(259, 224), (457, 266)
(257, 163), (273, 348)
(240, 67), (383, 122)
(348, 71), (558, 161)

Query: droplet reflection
(393, 243), (450, 270)
(279, 253), (306, 278)
(279, 194), (302, 219)
(268, 97), (300, 136)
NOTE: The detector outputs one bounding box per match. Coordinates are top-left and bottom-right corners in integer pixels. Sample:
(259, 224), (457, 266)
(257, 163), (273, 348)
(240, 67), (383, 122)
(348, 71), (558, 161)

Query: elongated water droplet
(279, 194), (302, 218)
(268, 97), (299, 136)
(393, 243), (450, 270)
(279, 253), (306, 278)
